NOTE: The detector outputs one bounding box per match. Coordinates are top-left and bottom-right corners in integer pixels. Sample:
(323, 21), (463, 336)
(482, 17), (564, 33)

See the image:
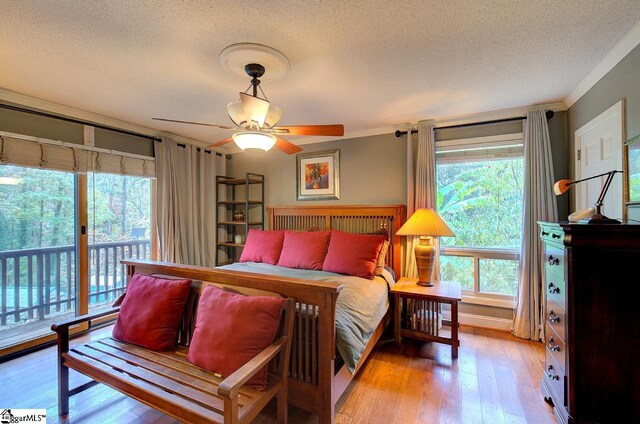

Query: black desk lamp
(554, 170), (623, 224)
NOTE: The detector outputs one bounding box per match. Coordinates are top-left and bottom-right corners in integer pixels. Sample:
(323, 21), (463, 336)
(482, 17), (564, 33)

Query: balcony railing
(0, 239), (150, 327)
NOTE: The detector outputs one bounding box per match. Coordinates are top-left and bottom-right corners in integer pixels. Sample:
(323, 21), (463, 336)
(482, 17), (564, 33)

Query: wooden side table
(391, 277), (462, 358)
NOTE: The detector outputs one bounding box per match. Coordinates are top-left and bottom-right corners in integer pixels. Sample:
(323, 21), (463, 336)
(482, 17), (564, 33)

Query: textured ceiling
(2, 1), (640, 147)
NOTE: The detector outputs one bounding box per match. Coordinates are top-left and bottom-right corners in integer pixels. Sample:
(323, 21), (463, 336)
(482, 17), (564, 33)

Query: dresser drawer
(544, 350), (566, 407)
(545, 273), (565, 308)
(545, 322), (566, 372)
(540, 224), (564, 245)
(546, 299), (565, 342)
(544, 245), (564, 277)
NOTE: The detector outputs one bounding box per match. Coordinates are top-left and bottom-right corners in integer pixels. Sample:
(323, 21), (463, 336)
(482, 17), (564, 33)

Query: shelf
(217, 221), (263, 226)
(217, 201), (263, 205)
(217, 178), (263, 185)
(217, 242), (245, 247)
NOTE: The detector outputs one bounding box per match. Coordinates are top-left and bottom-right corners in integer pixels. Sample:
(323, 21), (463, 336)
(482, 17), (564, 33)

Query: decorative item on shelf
(234, 234), (243, 244)
(233, 209), (246, 222)
(554, 170), (623, 224)
(395, 208), (455, 287)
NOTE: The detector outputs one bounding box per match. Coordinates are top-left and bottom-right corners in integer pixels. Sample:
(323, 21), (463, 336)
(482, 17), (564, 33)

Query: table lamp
(396, 208), (455, 286)
(553, 170), (623, 224)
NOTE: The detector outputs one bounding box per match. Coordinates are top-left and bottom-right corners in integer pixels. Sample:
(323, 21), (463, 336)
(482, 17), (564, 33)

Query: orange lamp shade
(553, 179), (573, 195)
(396, 208), (455, 237)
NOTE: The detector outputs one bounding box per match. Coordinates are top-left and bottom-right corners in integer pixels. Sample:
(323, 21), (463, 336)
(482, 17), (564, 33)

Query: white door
(575, 100), (624, 220)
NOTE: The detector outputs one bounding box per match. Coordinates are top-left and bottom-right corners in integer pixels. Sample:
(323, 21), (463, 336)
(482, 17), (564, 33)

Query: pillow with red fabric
(277, 230), (332, 270)
(322, 231), (385, 279)
(239, 229), (285, 265)
(112, 273), (192, 351)
(186, 285), (284, 390)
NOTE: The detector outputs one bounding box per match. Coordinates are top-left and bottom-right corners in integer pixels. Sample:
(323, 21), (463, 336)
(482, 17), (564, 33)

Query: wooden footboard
(122, 260), (342, 424)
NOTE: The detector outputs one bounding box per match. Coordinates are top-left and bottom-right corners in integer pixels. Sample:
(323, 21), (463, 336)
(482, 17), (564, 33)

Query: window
(436, 134), (523, 306)
(0, 133), (155, 352)
(0, 165), (77, 346)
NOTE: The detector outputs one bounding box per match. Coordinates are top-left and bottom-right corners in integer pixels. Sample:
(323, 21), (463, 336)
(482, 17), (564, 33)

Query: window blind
(0, 132), (155, 177)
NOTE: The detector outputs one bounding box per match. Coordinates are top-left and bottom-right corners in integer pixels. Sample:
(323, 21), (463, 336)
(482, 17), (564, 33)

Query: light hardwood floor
(0, 325), (555, 424)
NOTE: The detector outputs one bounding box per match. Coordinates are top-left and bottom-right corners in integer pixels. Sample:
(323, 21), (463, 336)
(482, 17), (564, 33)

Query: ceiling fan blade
(152, 117), (233, 130)
(208, 137), (234, 148)
(273, 124), (344, 136)
(275, 136), (302, 155)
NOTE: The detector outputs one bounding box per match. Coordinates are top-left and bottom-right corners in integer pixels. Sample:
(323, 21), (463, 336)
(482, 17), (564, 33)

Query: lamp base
(415, 236), (436, 287)
(583, 212), (621, 224)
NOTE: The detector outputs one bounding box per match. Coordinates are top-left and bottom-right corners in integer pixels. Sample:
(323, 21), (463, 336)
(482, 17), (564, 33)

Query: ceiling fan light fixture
(264, 104), (283, 128)
(232, 132), (277, 152)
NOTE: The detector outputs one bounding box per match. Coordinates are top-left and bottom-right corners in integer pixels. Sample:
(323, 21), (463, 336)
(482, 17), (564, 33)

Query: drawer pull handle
(551, 233), (561, 239)
(548, 310), (561, 323)
(548, 337), (561, 352)
(547, 365), (560, 380)
(542, 230), (549, 236)
(548, 283), (560, 294)
(547, 255), (560, 266)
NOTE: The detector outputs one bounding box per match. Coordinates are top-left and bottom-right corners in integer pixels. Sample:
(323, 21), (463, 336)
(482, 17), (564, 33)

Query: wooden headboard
(267, 205), (406, 278)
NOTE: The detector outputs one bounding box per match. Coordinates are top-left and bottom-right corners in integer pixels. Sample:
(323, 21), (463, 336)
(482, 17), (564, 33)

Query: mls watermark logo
(0, 409), (46, 424)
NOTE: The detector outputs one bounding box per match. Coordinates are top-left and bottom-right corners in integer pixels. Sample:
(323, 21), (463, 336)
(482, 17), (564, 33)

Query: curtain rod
(0, 103), (163, 142)
(0, 103), (224, 157)
(394, 110), (555, 137)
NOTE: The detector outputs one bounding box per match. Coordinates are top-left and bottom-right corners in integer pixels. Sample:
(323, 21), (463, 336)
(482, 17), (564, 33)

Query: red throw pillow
(277, 230), (331, 270)
(239, 229), (285, 265)
(187, 285), (284, 390)
(112, 273), (192, 351)
(322, 231), (385, 279)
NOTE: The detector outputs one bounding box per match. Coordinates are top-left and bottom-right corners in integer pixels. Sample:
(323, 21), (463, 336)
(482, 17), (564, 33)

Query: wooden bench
(52, 282), (295, 424)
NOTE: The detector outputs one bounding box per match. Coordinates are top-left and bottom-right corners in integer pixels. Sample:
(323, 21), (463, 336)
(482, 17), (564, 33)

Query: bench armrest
(51, 307), (121, 333)
(217, 335), (289, 399)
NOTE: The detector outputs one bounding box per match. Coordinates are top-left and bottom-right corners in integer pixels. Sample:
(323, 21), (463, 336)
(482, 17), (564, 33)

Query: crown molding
(564, 19), (640, 108)
(0, 88), (214, 149)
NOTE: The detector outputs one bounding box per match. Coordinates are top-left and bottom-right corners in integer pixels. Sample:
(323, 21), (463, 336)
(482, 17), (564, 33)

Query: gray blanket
(218, 262), (394, 373)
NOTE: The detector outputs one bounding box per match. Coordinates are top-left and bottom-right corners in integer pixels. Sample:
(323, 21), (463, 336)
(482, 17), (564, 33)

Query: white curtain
(403, 121), (438, 278)
(155, 137), (223, 267)
(512, 110), (558, 340)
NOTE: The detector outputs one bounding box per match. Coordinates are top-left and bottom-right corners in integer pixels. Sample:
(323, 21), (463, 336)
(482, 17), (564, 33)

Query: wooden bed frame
(125, 204), (405, 424)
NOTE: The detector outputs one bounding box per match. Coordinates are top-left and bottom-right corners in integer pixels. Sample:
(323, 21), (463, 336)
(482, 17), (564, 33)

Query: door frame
(574, 100), (625, 217)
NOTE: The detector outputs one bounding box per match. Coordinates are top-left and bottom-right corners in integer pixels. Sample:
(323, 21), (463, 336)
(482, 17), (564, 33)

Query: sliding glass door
(0, 165), (77, 347)
(87, 173), (151, 312)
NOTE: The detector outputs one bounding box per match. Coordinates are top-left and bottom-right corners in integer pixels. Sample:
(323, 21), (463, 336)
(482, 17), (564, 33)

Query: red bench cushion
(112, 273), (192, 351)
(239, 229), (285, 265)
(187, 285), (284, 390)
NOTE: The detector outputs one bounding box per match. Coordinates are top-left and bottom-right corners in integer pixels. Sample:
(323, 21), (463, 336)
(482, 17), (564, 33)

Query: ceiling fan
(153, 63), (344, 154)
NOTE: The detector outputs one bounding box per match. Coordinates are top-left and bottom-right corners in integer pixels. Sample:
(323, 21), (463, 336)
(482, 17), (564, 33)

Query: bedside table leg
(451, 300), (459, 358)
(394, 295), (401, 345)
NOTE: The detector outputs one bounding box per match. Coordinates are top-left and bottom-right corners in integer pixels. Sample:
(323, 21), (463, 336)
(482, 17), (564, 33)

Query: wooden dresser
(538, 222), (640, 423)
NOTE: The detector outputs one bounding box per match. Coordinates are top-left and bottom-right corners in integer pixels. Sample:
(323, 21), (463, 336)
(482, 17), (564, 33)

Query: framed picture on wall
(296, 149), (340, 200)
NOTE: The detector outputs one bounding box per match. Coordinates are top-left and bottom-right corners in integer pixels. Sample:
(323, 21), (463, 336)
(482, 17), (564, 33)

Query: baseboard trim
(442, 310), (512, 332)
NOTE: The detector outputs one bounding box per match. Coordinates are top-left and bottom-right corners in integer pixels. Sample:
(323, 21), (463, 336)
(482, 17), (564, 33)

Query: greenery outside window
(436, 134), (524, 307)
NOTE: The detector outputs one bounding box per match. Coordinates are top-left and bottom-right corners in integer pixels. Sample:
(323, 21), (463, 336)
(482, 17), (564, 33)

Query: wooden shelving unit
(215, 173), (264, 266)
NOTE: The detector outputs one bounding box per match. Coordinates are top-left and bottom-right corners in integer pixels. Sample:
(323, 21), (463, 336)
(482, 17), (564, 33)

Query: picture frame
(296, 149), (340, 200)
